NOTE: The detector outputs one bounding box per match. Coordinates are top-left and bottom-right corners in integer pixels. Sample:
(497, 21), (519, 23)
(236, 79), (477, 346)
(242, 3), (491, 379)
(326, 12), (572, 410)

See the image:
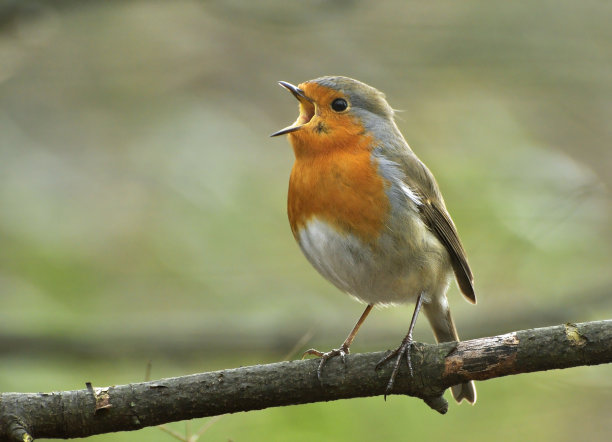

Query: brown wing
(381, 145), (475, 303)
(420, 199), (476, 303)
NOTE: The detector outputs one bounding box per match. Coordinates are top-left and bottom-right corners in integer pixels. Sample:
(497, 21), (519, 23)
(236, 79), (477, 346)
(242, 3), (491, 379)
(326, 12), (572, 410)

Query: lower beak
(270, 81), (313, 137)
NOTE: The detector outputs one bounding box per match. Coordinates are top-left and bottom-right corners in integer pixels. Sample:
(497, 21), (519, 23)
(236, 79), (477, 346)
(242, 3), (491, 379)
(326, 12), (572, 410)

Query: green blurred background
(1, 0), (611, 441)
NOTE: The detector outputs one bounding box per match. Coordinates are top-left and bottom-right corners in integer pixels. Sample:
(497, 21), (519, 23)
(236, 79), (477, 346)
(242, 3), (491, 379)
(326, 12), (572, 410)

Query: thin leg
(375, 292), (424, 398)
(303, 304), (373, 380)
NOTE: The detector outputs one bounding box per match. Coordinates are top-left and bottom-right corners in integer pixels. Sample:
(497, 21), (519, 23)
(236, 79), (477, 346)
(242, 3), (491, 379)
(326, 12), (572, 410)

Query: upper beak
(270, 81), (313, 137)
(278, 81), (313, 104)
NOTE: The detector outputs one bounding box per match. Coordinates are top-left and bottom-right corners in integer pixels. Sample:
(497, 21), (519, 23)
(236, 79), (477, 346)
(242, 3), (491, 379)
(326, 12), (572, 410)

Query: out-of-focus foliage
(0, 1), (611, 441)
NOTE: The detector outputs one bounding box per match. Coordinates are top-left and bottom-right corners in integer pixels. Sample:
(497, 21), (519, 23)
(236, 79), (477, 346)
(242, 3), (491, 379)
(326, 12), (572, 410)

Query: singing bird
(271, 76), (476, 404)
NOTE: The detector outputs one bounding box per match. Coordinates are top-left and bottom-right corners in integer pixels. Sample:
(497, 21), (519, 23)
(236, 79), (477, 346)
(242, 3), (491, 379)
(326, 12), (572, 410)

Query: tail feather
(451, 382), (477, 404)
(423, 298), (477, 405)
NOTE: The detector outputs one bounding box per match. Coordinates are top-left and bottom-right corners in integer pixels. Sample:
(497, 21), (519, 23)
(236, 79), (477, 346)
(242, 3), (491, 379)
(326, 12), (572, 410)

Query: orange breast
(287, 131), (390, 245)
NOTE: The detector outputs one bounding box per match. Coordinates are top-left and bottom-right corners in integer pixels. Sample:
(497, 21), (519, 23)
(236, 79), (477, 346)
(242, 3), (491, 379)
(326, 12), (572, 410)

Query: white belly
(296, 217), (452, 305)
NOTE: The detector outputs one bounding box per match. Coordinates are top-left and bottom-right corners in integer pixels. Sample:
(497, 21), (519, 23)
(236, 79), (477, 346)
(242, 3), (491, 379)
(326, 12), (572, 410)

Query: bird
(271, 76), (476, 404)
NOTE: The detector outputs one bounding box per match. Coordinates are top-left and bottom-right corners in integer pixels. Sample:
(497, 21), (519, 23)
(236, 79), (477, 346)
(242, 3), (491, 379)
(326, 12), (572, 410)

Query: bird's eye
(331, 98), (348, 112)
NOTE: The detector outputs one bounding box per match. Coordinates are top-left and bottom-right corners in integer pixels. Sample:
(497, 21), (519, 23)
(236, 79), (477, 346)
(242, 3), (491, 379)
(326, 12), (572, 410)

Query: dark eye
(331, 98), (348, 112)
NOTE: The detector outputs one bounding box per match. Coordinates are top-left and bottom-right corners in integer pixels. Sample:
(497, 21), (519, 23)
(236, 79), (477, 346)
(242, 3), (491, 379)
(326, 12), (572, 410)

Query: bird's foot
(375, 337), (414, 398)
(302, 345), (349, 381)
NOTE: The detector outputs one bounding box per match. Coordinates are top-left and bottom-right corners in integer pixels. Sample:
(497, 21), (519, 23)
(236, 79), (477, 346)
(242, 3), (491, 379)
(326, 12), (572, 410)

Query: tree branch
(1, 320), (611, 440)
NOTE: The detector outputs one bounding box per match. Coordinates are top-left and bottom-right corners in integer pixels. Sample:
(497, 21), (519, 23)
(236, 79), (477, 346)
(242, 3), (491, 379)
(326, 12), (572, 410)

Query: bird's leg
(376, 292), (424, 397)
(303, 304), (373, 380)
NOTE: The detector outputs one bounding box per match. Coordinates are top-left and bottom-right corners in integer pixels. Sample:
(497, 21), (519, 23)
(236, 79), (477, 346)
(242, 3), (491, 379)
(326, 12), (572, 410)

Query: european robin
(271, 76), (476, 404)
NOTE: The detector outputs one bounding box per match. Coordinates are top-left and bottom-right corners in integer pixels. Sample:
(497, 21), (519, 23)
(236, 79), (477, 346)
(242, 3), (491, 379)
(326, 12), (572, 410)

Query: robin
(271, 76), (476, 404)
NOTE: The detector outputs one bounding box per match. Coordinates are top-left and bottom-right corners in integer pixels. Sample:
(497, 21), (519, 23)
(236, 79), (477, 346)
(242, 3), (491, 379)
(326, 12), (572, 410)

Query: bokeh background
(1, 1), (611, 441)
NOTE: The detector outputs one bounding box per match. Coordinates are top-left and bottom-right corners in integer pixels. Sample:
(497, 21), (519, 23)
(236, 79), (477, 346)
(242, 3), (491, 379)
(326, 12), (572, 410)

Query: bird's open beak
(270, 81), (315, 137)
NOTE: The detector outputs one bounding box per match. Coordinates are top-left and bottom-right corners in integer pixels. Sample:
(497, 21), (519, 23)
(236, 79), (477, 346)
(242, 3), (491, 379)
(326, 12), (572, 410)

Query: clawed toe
(302, 348), (325, 358)
(302, 346), (349, 381)
(374, 294), (424, 398)
(376, 340), (414, 398)
(375, 349), (397, 371)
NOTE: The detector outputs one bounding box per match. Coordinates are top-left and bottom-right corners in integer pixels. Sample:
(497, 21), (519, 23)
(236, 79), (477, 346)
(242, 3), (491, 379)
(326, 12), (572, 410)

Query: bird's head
(271, 76), (395, 157)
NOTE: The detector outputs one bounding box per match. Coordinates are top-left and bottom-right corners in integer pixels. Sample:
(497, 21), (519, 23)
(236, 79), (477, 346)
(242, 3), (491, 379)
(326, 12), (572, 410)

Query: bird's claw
(302, 346), (349, 381)
(375, 339), (414, 398)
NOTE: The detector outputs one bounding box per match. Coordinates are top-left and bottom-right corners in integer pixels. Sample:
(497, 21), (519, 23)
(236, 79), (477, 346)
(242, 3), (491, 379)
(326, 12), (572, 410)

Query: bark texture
(1, 320), (610, 440)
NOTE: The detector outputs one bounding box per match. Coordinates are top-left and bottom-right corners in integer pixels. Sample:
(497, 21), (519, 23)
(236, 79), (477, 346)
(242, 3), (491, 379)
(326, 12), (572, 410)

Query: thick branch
(1, 320), (611, 440)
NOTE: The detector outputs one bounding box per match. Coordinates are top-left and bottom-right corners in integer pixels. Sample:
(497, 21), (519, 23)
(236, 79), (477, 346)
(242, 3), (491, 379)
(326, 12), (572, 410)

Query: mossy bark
(1, 320), (611, 440)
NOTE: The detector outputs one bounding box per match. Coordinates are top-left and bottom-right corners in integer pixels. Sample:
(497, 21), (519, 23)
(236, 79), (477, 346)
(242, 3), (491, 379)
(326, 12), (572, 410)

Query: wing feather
(420, 200), (476, 303)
